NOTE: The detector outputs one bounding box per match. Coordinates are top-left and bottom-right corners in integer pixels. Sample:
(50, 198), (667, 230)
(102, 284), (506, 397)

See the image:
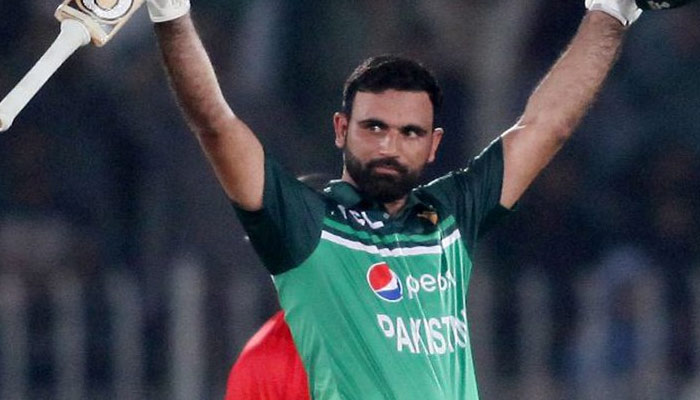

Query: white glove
(147, 0), (191, 23)
(585, 0), (643, 26)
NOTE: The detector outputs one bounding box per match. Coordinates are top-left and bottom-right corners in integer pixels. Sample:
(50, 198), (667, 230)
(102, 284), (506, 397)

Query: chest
(304, 205), (473, 310)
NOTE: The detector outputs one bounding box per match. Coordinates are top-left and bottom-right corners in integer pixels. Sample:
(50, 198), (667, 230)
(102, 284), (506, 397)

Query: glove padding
(586, 0), (643, 26)
(147, 0), (190, 23)
(635, 0), (695, 9)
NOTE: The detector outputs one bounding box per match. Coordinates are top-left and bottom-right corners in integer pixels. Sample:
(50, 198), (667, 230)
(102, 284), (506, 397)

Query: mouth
(371, 165), (401, 176)
(367, 158), (407, 177)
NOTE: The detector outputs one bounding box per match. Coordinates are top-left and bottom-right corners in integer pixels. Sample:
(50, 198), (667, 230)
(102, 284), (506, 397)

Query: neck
(382, 198), (408, 216)
(340, 170), (408, 216)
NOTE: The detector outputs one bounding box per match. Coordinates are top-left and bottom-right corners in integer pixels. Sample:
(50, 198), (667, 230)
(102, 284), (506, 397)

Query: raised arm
(148, 1), (265, 211)
(499, 4), (636, 209)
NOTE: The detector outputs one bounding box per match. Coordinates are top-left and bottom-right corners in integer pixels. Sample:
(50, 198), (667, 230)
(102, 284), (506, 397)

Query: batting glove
(585, 0), (643, 26)
(147, 0), (191, 23)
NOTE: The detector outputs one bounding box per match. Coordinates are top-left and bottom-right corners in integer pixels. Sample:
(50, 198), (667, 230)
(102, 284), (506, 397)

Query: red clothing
(226, 311), (310, 400)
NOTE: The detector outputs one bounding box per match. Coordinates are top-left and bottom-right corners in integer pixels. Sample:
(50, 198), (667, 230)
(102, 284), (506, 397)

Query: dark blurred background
(1, 1), (700, 399)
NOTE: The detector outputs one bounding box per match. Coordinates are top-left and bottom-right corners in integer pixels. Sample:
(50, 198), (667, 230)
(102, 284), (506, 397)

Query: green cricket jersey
(235, 138), (508, 399)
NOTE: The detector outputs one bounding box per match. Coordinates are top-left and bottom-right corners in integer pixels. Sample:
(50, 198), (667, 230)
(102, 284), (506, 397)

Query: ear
(427, 127), (444, 163)
(333, 112), (349, 149)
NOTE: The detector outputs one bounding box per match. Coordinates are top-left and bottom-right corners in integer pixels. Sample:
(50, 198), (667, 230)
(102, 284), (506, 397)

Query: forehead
(350, 90), (433, 127)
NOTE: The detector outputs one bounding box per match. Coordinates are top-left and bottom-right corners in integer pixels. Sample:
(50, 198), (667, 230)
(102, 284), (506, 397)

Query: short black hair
(341, 55), (443, 122)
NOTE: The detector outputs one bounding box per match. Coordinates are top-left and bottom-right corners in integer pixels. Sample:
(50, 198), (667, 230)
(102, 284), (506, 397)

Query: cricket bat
(0, 0), (145, 132)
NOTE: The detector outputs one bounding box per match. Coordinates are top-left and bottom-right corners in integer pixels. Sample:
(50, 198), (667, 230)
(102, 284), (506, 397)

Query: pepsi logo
(367, 262), (403, 302)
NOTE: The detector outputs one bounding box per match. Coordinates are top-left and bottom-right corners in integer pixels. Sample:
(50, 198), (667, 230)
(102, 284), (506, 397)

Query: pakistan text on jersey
(377, 309), (469, 355)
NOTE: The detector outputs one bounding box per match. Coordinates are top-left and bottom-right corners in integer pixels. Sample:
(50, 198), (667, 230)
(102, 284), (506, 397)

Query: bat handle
(0, 19), (91, 132)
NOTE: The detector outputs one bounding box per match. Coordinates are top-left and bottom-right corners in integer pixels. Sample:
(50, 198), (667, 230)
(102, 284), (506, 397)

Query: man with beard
(147, 0), (653, 398)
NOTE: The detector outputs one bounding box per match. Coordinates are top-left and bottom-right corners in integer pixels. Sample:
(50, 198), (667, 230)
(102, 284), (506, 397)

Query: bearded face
(333, 90), (443, 206)
(343, 146), (422, 203)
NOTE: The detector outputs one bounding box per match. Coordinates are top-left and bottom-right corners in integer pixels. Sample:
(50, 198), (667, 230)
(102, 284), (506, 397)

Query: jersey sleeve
(233, 155), (327, 275)
(418, 138), (510, 251)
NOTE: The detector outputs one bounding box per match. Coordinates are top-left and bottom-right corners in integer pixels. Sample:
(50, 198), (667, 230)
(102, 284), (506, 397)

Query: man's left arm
(499, 7), (630, 209)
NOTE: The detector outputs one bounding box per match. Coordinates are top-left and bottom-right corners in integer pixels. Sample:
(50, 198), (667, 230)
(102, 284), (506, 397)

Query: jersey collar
(323, 180), (431, 216)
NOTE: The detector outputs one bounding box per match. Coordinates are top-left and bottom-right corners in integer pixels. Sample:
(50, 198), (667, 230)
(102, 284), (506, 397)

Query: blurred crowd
(1, 1), (699, 398)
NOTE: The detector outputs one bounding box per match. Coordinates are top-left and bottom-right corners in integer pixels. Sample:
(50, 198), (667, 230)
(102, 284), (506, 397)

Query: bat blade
(0, 19), (90, 132)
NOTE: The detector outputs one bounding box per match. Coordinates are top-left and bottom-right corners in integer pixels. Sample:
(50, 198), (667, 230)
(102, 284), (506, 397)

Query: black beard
(344, 148), (421, 203)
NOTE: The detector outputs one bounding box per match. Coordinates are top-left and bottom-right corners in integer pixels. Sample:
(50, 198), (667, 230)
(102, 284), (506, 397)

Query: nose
(377, 128), (399, 156)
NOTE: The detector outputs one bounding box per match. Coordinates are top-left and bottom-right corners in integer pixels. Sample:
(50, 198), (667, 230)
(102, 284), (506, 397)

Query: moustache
(366, 158), (408, 175)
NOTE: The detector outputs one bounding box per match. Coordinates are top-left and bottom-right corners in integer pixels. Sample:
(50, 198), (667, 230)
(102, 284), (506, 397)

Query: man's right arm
(153, 13), (265, 212)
